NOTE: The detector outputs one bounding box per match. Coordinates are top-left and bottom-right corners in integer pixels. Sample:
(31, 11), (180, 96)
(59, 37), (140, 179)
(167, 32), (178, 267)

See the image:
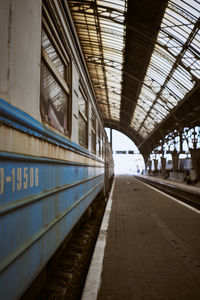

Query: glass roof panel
(171, 0), (200, 18)
(69, 0), (200, 143)
(68, 0), (127, 122)
(131, 0), (200, 138)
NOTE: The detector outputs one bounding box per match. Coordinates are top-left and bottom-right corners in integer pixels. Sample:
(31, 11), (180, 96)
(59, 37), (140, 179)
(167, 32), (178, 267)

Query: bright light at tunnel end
(105, 128), (145, 174)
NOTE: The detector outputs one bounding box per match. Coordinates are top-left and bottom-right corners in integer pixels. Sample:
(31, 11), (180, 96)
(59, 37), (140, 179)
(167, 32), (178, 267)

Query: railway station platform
(82, 175), (200, 300)
(138, 174), (200, 195)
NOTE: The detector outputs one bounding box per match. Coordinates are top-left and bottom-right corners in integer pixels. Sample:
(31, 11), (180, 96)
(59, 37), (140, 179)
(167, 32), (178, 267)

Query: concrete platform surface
(141, 174), (200, 195)
(97, 175), (200, 300)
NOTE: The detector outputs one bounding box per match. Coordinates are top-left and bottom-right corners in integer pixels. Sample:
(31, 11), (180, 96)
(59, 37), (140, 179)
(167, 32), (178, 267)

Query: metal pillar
(153, 159), (158, 175)
(148, 160), (152, 175)
(180, 131), (183, 153)
(189, 129), (199, 179)
(172, 151), (179, 172)
(110, 128), (113, 153)
(189, 148), (200, 180)
(161, 157), (166, 177)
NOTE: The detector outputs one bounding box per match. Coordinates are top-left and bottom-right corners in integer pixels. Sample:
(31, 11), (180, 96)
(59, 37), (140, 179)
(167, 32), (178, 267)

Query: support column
(145, 161), (148, 172)
(179, 131), (183, 153)
(190, 148), (200, 181)
(148, 160), (152, 175)
(110, 128), (113, 153)
(161, 140), (166, 177)
(172, 151), (179, 172)
(143, 154), (149, 174)
(188, 128), (199, 181)
(153, 159), (158, 175)
(161, 157), (166, 177)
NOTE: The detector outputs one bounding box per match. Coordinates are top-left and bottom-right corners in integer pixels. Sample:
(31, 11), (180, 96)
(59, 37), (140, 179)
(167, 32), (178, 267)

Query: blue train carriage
(0, 1), (113, 299)
(105, 140), (114, 195)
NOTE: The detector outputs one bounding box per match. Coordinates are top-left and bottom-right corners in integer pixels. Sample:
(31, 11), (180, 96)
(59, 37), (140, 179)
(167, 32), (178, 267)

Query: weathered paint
(0, 97), (106, 299)
(0, 124), (104, 167)
(0, 98), (104, 162)
(0, 0), (42, 121)
(0, 152), (104, 299)
(0, 0), (113, 297)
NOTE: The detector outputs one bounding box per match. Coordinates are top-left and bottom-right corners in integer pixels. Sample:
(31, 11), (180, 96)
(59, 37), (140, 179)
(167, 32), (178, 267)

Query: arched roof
(68, 0), (200, 157)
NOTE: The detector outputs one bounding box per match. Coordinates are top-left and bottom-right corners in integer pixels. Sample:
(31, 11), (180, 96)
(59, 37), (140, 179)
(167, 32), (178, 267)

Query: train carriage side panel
(0, 101), (105, 300)
(0, 0), (108, 299)
(0, 0), (42, 121)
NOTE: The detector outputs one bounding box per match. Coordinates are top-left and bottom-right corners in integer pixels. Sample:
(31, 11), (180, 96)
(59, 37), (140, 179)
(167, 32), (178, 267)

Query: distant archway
(105, 128), (145, 174)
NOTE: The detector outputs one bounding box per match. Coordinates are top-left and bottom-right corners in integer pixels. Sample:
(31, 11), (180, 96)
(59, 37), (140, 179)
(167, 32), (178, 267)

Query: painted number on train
(0, 167), (39, 194)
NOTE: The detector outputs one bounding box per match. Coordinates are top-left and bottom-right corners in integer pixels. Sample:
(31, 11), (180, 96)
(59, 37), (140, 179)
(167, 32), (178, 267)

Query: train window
(102, 136), (105, 158)
(40, 6), (71, 135)
(42, 30), (65, 77)
(78, 86), (88, 148)
(91, 110), (96, 153)
(97, 125), (102, 157)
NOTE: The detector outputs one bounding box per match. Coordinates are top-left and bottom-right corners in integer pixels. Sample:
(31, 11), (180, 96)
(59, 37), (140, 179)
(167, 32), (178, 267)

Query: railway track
(135, 176), (200, 211)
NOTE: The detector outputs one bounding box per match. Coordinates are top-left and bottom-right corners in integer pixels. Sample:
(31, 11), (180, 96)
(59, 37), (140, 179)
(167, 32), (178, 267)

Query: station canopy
(68, 0), (200, 157)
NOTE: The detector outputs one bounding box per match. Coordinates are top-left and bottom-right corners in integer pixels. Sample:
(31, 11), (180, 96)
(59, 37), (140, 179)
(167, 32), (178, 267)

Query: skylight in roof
(68, 0), (127, 121)
(131, 0), (200, 138)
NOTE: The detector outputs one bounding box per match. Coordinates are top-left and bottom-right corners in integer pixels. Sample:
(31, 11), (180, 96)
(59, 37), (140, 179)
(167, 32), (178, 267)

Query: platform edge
(81, 178), (115, 300)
